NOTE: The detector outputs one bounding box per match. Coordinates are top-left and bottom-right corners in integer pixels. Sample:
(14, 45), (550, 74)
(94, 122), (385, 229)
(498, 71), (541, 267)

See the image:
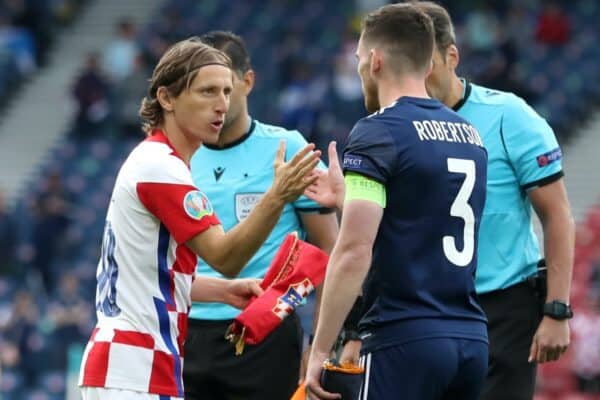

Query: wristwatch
(543, 300), (573, 320)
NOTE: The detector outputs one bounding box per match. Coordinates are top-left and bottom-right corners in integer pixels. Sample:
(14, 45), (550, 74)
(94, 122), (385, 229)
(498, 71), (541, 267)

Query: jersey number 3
(443, 158), (476, 267)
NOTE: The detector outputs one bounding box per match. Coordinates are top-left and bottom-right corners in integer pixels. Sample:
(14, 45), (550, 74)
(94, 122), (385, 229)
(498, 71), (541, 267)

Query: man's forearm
(312, 243), (371, 355)
(302, 212), (339, 337)
(542, 208), (574, 302)
(219, 191), (285, 276)
(191, 276), (228, 303)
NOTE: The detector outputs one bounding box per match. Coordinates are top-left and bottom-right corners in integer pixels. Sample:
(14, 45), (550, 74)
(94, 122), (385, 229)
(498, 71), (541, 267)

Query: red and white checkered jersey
(79, 130), (220, 397)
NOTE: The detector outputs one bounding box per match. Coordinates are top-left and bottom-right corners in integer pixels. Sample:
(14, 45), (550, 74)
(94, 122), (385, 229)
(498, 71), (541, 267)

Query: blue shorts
(358, 338), (488, 400)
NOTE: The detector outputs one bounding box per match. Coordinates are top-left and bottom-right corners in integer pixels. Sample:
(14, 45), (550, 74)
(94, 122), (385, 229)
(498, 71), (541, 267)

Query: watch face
(544, 301), (573, 319)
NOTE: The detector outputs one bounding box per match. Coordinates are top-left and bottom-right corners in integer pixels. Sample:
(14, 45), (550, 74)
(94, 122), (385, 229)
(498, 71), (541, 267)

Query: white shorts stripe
(361, 353), (372, 400)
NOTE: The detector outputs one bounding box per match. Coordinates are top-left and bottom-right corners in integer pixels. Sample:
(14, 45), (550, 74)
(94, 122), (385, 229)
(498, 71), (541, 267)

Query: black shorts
(183, 314), (303, 400)
(478, 281), (543, 400)
(359, 338), (488, 400)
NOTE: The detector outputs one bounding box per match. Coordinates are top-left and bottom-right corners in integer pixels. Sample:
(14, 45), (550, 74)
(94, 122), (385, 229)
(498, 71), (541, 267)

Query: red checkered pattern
(79, 131), (220, 397)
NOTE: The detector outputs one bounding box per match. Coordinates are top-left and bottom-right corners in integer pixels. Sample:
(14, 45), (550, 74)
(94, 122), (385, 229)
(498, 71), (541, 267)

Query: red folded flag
(226, 233), (328, 354)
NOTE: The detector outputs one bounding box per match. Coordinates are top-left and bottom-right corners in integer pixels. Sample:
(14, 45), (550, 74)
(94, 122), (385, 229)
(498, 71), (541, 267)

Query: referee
(416, 3), (575, 399)
(183, 31), (338, 400)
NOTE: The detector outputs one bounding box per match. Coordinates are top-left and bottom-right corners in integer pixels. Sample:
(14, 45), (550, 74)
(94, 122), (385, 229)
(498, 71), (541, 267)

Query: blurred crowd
(0, 0), (87, 103)
(0, 0), (598, 399)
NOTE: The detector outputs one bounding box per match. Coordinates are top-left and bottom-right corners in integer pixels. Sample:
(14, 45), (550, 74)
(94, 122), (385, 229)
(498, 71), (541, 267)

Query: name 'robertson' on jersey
(412, 119), (484, 146)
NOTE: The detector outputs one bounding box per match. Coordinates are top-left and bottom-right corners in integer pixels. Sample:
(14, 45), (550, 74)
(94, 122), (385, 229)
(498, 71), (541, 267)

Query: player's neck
(445, 75), (464, 109)
(215, 113), (251, 148)
(159, 121), (199, 165)
(377, 77), (429, 108)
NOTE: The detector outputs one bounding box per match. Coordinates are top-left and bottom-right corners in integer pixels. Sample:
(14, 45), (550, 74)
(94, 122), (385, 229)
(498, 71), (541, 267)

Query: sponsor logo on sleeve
(536, 148), (562, 167)
(343, 154), (364, 169)
(183, 190), (214, 220)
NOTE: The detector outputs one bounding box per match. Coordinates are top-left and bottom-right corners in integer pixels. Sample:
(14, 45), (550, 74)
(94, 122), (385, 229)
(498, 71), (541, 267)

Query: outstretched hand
(304, 142), (345, 210)
(305, 349), (342, 400)
(223, 279), (264, 309)
(271, 141), (321, 204)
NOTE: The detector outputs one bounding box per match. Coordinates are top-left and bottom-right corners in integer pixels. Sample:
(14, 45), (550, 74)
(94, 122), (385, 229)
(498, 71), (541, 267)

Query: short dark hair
(362, 3), (435, 74)
(411, 1), (456, 53)
(196, 31), (251, 76)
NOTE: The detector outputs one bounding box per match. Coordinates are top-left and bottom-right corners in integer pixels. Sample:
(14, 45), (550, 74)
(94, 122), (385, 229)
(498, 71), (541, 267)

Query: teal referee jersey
(189, 119), (326, 320)
(455, 81), (563, 294)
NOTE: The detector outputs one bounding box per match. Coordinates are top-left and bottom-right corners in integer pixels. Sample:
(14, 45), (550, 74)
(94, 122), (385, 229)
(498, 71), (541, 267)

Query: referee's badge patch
(536, 148), (562, 167)
(235, 193), (263, 221)
(183, 190), (213, 220)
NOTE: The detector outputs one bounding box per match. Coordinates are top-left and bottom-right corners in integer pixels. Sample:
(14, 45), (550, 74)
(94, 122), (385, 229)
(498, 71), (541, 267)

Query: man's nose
(215, 92), (229, 114)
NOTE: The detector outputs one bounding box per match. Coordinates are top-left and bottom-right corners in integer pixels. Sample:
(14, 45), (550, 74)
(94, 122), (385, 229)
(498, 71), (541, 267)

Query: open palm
(304, 142), (345, 210)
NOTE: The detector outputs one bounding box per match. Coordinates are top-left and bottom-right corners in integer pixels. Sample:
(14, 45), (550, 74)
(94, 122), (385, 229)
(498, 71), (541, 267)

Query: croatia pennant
(225, 233), (328, 355)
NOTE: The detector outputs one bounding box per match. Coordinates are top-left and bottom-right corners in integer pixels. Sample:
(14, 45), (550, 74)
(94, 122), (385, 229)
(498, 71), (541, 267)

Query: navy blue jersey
(342, 97), (488, 352)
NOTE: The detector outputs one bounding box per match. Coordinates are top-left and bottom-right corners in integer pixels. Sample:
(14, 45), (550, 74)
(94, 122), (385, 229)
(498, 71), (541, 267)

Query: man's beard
(363, 81), (380, 113)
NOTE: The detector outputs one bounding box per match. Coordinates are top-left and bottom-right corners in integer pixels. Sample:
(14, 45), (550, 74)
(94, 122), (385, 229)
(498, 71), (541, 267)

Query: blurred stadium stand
(0, 0), (598, 399)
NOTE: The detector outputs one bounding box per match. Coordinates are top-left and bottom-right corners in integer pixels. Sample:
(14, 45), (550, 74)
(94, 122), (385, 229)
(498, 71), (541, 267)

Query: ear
(425, 58), (434, 78)
(446, 44), (460, 70)
(242, 69), (255, 96)
(370, 48), (382, 76)
(156, 86), (174, 112)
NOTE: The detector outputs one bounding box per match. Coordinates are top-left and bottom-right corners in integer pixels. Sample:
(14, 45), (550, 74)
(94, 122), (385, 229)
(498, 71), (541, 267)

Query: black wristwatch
(543, 300), (573, 320)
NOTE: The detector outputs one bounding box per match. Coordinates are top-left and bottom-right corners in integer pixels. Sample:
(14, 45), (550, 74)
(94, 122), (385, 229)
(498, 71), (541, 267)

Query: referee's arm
(527, 177), (575, 363)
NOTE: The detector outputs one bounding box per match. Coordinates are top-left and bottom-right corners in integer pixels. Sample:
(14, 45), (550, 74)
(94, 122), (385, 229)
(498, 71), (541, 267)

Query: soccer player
(78, 39), (321, 400)
(304, 4), (489, 400)
(413, 3), (575, 399)
(182, 31), (338, 400)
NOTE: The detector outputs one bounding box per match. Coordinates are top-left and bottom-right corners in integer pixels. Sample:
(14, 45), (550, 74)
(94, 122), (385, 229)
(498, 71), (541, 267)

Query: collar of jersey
(203, 119), (256, 151)
(146, 129), (187, 165)
(451, 79), (472, 111)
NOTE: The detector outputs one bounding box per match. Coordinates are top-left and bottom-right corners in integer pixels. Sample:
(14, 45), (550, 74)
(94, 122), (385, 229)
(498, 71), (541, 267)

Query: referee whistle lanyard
(225, 232), (329, 355)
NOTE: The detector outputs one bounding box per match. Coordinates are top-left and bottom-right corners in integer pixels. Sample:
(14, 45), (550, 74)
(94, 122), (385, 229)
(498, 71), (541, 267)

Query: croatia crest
(272, 279), (314, 320)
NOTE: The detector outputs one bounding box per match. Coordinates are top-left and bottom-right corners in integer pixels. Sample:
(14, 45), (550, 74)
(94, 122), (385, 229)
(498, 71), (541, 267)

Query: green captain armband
(344, 172), (386, 208)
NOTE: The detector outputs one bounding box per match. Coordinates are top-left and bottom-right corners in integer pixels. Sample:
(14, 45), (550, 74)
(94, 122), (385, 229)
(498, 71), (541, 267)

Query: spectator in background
(0, 290), (43, 386)
(332, 30), (362, 104)
(535, 2), (570, 46)
(0, 189), (17, 276)
(31, 171), (71, 295)
(463, 3), (499, 56)
(278, 61), (326, 141)
(0, 11), (36, 75)
(2, 0), (51, 65)
(71, 52), (111, 137)
(47, 275), (92, 370)
(102, 18), (139, 83)
(113, 53), (149, 137)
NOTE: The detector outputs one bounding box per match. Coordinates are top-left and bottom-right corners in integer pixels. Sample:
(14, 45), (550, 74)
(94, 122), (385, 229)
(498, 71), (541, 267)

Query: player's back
(342, 97), (488, 352)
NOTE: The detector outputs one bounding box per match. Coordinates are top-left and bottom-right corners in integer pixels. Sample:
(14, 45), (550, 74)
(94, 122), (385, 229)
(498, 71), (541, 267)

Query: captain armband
(344, 172), (386, 208)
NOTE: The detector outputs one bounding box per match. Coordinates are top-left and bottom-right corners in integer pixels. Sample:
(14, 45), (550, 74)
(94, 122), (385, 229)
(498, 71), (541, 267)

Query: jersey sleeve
(285, 130), (331, 213)
(501, 95), (564, 191)
(136, 158), (220, 244)
(342, 118), (397, 184)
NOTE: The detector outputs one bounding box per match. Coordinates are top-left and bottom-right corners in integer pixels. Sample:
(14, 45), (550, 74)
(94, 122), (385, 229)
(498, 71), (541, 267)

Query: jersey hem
(80, 381), (181, 398)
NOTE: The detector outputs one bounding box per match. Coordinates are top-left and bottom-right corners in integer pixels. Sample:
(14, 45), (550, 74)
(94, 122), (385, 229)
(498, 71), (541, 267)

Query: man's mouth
(211, 120), (224, 130)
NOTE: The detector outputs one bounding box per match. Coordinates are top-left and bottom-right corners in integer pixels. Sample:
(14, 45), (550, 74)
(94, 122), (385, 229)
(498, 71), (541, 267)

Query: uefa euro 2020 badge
(183, 190), (214, 220)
